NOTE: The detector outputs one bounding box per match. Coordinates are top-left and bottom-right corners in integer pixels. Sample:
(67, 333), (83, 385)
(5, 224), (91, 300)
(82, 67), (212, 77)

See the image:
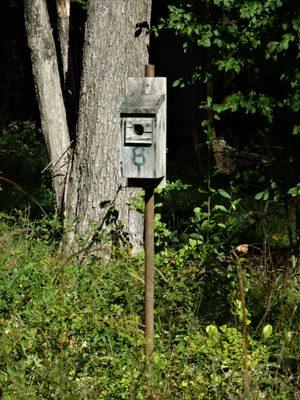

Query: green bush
(0, 213), (298, 399)
(0, 121), (53, 215)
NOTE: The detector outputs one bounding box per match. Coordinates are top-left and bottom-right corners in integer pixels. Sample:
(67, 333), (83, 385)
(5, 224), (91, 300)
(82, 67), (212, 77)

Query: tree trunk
(55, 0), (70, 85)
(55, 0), (78, 136)
(24, 0), (71, 208)
(65, 0), (152, 251)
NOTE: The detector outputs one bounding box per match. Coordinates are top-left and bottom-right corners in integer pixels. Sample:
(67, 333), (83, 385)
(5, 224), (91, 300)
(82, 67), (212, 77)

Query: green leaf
(218, 188), (231, 199)
(214, 205), (228, 212)
(292, 125), (300, 135)
(263, 190), (269, 200)
(194, 207), (201, 216)
(206, 325), (219, 340)
(232, 199), (241, 207)
(173, 79), (182, 87)
(287, 184), (300, 197)
(255, 191), (264, 200)
(271, 181), (277, 189)
(207, 96), (213, 108)
(190, 233), (204, 241)
(262, 324), (273, 339)
(189, 238), (197, 247)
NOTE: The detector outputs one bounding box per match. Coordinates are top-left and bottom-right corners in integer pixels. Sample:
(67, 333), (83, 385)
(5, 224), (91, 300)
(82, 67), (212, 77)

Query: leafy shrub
(0, 121), (53, 215)
(0, 213), (298, 399)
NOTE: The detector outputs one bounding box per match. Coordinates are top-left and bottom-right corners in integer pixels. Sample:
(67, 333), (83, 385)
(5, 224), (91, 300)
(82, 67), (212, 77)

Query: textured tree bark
(65, 0), (151, 251)
(24, 0), (71, 208)
(55, 0), (70, 85)
(55, 0), (78, 135)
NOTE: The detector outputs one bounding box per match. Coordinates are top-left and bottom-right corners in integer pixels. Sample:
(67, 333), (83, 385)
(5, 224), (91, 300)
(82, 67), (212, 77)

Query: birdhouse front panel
(120, 77), (166, 182)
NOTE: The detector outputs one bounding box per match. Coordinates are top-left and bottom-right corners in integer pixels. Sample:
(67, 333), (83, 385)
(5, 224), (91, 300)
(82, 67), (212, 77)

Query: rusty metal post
(145, 187), (154, 365)
(144, 64), (155, 371)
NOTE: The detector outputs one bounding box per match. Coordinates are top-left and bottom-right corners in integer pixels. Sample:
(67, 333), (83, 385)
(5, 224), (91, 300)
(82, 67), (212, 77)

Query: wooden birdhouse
(120, 77), (166, 183)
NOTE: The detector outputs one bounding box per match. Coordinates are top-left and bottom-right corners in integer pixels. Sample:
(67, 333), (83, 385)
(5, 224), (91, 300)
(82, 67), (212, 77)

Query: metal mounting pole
(144, 64), (155, 372)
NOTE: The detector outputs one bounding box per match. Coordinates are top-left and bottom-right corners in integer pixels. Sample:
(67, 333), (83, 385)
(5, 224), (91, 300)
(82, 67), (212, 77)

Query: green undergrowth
(0, 121), (54, 215)
(0, 214), (298, 399)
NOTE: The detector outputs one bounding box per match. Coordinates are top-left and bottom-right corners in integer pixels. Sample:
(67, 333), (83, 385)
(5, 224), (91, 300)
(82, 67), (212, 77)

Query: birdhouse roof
(120, 93), (165, 115)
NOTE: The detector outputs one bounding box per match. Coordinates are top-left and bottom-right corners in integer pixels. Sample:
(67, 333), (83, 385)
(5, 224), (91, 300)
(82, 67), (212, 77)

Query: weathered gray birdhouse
(120, 77), (166, 183)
